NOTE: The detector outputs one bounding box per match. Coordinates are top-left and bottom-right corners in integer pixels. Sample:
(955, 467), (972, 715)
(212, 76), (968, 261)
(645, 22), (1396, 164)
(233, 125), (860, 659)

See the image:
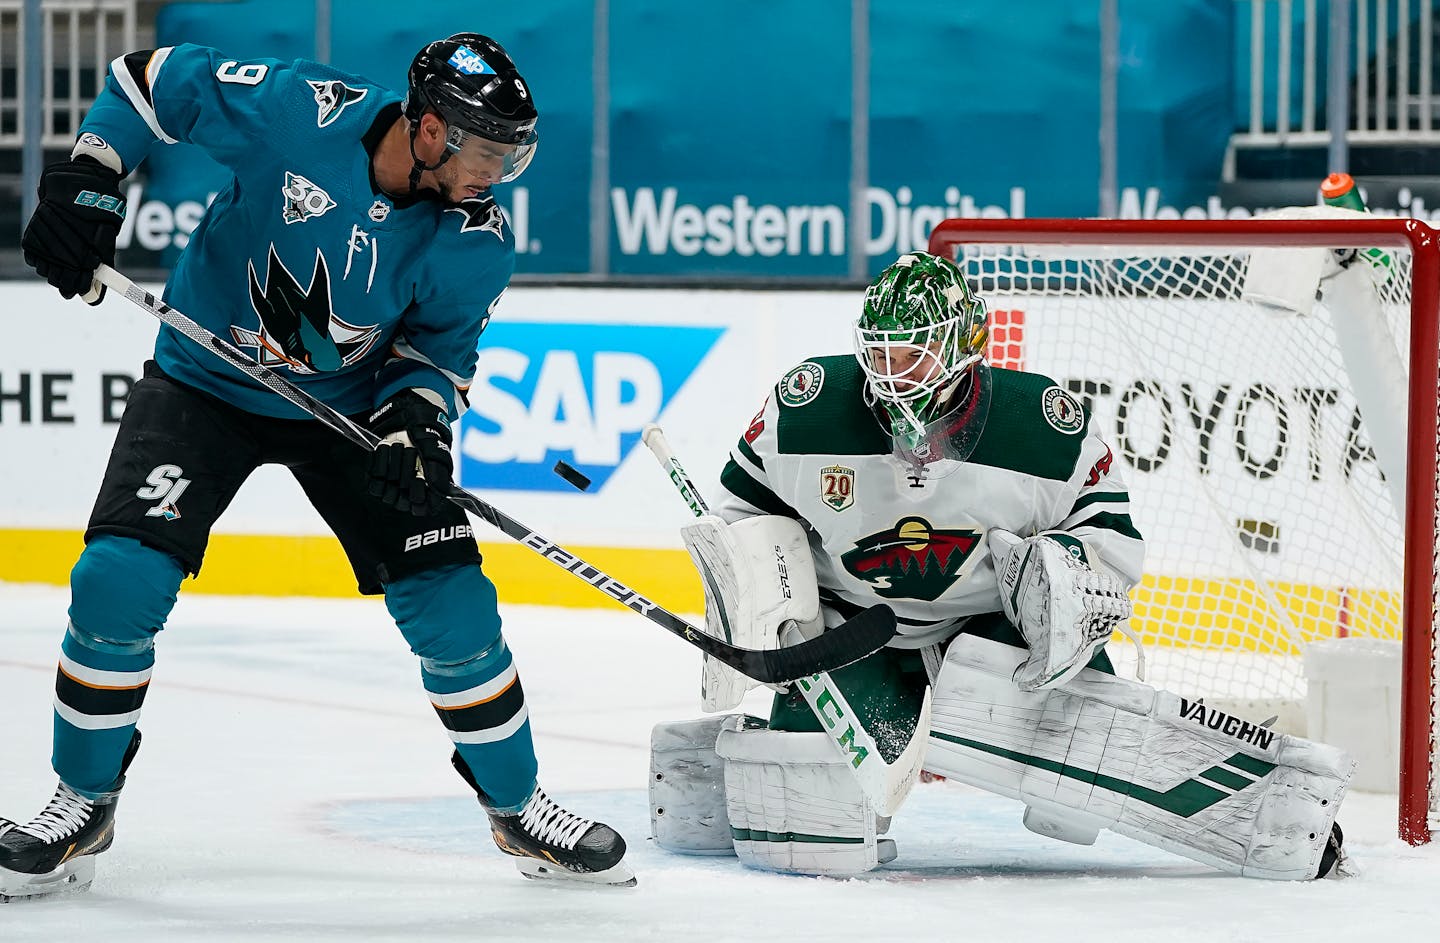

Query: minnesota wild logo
(840, 517), (981, 601)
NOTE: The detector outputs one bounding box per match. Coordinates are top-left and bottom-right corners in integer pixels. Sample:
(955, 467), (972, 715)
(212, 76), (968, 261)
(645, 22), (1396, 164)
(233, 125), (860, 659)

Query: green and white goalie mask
(854, 252), (993, 462)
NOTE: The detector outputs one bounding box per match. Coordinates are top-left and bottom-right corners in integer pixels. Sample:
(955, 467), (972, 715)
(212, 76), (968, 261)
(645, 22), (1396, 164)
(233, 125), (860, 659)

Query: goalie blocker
(681, 514), (823, 710)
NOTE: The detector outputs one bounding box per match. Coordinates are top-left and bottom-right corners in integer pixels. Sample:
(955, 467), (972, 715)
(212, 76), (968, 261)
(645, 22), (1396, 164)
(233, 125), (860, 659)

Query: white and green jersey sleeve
(715, 355), (1145, 649)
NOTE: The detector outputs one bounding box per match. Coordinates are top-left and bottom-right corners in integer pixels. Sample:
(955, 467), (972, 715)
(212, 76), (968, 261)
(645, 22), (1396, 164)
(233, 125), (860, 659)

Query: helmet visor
(445, 125), (538, 183)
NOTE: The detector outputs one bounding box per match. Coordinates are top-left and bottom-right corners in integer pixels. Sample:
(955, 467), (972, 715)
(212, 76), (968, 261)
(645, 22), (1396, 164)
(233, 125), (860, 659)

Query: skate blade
(0, 856), (97, 902)
(514, 857), (637, 887)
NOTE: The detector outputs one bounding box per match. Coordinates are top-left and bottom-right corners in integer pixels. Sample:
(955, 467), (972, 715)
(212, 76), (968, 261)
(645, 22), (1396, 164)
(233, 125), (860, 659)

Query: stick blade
(740, 604), (897, 684)
(871, 684), (931, 816)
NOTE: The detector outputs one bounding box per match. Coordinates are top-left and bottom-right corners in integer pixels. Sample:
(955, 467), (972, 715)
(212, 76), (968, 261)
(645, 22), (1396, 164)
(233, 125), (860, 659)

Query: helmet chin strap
(406, 121), (452, 195)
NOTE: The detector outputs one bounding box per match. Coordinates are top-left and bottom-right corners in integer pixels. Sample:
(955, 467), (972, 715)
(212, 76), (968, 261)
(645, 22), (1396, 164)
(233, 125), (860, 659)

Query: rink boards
(0, 282), (1400, 649)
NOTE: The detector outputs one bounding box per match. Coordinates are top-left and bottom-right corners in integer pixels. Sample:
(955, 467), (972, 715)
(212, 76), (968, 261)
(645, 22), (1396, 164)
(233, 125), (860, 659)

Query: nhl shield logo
(820, 464), (855, 512)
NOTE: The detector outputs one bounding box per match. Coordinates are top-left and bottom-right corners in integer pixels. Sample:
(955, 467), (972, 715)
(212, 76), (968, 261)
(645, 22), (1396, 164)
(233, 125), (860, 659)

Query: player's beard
(434, 173), (463, 206)
(434, 165), (488, 206)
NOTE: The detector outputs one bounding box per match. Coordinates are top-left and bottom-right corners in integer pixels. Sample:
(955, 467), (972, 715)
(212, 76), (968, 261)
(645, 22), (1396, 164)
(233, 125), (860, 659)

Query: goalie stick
(92, 264), (897, 684)
(639, 421), (929, 816)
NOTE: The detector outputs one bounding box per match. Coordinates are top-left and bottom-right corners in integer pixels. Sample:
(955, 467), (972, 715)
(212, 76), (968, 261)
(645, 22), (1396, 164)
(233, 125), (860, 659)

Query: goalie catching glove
(989, 528), (1134, 692)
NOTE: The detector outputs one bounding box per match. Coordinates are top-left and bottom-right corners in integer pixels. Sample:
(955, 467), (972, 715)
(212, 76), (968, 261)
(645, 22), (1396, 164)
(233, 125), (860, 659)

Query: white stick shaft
(641, 422), (711, 517)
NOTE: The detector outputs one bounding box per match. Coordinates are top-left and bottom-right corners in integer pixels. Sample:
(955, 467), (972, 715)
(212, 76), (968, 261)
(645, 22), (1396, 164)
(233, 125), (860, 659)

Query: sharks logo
(840, 516), (981, 601)
(308, 79), (368, 128)
(446, 196), (506, 240)
(232, 246), (382, 373)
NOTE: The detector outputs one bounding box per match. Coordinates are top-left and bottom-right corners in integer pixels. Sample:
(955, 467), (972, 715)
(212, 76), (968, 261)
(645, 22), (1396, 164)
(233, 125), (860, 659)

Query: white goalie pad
(924, 635), (1354, 880)
(649, 715), (742, 855)
(714, 719), (895, 876)
(988, 529), (1133, 692)
(682, 514), (822, 710)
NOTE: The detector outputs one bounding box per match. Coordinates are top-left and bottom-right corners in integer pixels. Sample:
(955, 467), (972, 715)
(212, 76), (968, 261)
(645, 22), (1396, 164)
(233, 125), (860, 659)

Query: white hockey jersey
(714, 355), (1146, 649)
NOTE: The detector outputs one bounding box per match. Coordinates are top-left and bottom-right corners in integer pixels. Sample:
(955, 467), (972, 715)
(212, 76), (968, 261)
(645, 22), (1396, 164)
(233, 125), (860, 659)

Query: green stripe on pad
(1226, 752), (1278, 777)
(929, 730), (1253, 818)
(731, 827), (865, 845)
(1200, 766), (1253, 791)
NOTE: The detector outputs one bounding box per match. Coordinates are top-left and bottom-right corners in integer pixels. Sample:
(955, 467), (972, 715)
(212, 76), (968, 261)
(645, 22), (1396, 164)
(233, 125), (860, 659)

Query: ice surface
(1, 584), (1436, 941)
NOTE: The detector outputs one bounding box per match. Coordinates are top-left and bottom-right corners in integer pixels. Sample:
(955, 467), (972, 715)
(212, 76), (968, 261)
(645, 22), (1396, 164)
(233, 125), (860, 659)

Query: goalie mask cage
(929, 216), (1440, 845)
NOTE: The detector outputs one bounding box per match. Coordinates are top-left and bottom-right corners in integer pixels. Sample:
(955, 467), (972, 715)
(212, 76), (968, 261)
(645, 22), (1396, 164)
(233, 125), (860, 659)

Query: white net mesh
(936, 222), (1437, 839)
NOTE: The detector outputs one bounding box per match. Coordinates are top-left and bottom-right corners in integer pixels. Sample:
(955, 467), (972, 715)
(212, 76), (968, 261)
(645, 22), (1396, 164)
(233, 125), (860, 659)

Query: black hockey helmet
(402, 33), (538, 188)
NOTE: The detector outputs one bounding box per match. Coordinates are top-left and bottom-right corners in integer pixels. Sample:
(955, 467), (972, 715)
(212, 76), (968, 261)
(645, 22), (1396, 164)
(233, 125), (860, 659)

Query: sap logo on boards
(458, 323), (723, 492)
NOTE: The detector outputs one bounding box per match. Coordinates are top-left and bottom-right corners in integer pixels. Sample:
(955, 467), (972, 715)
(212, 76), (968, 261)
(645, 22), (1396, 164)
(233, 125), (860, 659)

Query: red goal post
(928, 216), (1440, 844)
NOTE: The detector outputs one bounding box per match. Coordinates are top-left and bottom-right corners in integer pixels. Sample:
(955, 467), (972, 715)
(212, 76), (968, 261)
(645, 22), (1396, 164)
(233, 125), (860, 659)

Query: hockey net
(929, 216), (1440, 844)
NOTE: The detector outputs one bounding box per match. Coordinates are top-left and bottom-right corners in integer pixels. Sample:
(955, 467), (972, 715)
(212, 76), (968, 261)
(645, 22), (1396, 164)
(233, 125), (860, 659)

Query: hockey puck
(553, 460), (592, 492)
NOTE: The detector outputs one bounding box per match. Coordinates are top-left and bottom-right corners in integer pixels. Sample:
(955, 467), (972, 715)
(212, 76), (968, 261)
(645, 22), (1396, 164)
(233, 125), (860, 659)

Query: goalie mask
(854, 252), (993, 463)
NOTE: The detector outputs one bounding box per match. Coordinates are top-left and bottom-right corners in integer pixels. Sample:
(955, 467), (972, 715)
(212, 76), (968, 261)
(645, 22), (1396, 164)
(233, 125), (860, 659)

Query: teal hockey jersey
(79, 44), (515, 421)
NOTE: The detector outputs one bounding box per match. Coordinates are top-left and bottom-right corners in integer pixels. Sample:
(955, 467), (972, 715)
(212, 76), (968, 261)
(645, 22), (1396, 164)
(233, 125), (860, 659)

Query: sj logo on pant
(137, 465), (190, 521)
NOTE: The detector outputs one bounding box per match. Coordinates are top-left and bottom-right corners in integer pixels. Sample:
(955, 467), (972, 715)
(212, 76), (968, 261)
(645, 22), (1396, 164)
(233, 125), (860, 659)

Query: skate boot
(0, 731), (140, 902)
(451, 751), (635, 887)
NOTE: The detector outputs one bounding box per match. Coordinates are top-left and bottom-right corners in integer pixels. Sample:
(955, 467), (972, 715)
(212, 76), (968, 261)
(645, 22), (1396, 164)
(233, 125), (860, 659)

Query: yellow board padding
(0, 528), (704, 613)
(1131, 574), (1402, 654)
(0, 529), (1403, 652)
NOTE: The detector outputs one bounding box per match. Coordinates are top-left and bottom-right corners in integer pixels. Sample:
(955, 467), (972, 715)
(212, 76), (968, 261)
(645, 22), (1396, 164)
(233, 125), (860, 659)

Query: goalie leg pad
(683, 515), (822, 711)
(714, 719), (895, 876)
(924, 635), (1354, 880)
(649, 715), (743, 856)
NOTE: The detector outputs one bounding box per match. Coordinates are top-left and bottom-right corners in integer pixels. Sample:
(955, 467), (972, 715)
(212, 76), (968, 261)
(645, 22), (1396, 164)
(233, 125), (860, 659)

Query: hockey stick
(639, 421), (929, 816)
(92, 264), (897, 684)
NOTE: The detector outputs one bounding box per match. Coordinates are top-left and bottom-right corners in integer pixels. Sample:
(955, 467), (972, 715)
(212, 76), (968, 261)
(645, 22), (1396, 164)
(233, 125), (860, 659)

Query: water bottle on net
(1320, 172), (1393, 274)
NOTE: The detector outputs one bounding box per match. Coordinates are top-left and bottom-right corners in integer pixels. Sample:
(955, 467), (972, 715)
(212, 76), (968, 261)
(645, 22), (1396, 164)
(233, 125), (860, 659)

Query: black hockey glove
(21, 156), (126, 304)
(366, 389), (454, 517)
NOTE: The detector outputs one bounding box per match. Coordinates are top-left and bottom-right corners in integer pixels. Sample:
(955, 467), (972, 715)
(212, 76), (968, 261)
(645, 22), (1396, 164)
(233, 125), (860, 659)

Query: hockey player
(649, 252), (1351, 880)
(4, 34), (633, 898)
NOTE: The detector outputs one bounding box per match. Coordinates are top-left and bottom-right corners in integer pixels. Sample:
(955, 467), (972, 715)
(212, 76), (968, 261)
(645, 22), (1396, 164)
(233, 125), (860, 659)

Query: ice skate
(0, 731), (139, 902)
(452, 752), (635, 887)
(0, 783), (119, 902)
